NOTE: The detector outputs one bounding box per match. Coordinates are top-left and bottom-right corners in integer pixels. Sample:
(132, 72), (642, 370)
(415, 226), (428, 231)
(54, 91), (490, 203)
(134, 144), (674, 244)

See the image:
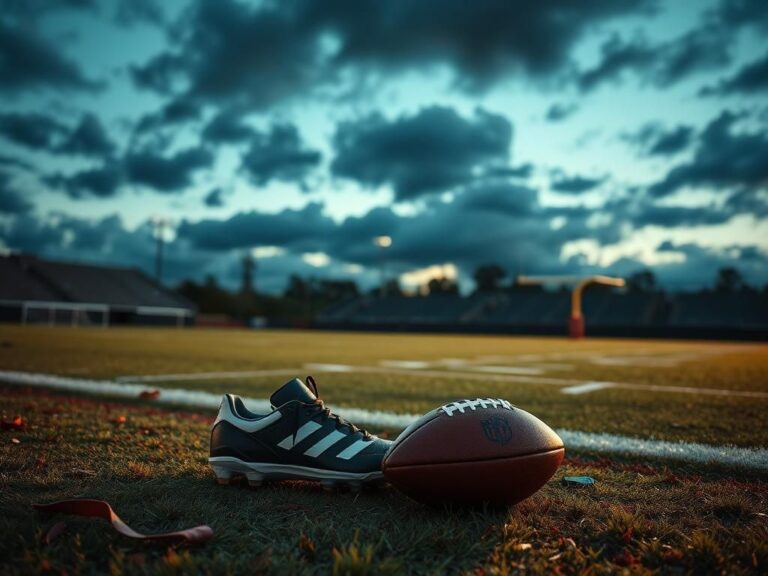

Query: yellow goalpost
(515, 275), (626, 338)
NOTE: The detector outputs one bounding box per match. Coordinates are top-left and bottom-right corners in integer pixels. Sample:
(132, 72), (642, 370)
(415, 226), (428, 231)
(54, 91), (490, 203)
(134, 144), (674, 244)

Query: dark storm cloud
(202, 109), (253, 144)
(551, 175), (605, 194)
(297, 0), (653, 87)
(713, 0), (768, 31)
(648, 111), (768, 197)
(134, 99), (201, 134)
(0, 171), (32, 214)
(133, 0), (322, 108)
(0, 21), (97, 94)
(0, 112), (66, 148)
(577, 28), (729, 92)
(241, 124), (321, 187)
(47, 162), (123, 199)
(485, 163), (534, 179)
(332, 106), (511, 201)
(0, 111), (115, 159)
(701, 52), (768, 95)
(177, 202), (335, 251)
(203, 187), (225, 208)
(725, 188), (768, 218)
(623, 123), (694, 156)
(545, 103), (577, 122)
(124, 146), (212, 192)
(59, 114), (115, 157)
(134, 0), (653, 106)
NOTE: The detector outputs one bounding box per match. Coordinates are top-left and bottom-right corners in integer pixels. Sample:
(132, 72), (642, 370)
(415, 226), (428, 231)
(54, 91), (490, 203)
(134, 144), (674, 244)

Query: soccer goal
(515, 275), (625, 338)
(20, 301), (110, 327)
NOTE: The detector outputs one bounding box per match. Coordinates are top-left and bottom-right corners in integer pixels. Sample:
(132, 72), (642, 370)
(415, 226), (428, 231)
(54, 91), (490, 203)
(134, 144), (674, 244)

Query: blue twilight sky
(0, 0), (766, 293)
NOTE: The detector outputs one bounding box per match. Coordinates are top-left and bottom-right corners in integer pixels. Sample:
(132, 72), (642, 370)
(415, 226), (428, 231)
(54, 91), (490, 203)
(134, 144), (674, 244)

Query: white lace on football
(439, 398), (513, 416)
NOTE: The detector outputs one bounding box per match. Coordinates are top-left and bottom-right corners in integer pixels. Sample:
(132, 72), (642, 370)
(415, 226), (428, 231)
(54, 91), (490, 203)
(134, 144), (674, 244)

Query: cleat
(209, 376), (391, 488)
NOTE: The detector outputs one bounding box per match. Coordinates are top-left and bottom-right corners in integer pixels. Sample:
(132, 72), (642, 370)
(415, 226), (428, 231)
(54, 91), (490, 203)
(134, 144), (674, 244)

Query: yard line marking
(380, 360), (432, 369)
(116, 369), (301, 383)
(303, 363), (355, 372)
(314, 365), (768, 399)
(558, 429), (768, 471)
(468, 365), (544, 376)
(1, 369), (767, 471)
(560, 382), (614, 395)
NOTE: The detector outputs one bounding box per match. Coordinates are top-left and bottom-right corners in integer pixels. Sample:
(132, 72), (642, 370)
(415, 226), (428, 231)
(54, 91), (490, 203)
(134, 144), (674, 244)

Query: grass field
(1, 326), (767, 574)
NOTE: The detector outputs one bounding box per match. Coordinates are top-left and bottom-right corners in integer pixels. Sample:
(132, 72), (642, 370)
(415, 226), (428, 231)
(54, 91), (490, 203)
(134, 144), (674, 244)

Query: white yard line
(116, 369), (301, 383)
(1, 369), (767, 471)
(304, 364), (768, 399)
(560, 382), (614, 395)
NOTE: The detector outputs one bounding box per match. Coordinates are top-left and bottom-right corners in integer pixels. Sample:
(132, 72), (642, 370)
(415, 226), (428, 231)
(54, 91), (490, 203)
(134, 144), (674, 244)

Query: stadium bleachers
(317, 289), (767, 339)
(0, 254), (195, 326)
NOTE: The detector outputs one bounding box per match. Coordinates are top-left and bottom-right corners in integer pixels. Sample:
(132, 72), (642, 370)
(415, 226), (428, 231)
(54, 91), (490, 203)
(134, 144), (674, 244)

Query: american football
(383, 398), (564, 505)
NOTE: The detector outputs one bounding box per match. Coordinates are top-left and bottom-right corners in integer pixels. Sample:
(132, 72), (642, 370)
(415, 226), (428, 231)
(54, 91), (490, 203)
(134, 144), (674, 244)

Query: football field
(1, 326), (767, 574)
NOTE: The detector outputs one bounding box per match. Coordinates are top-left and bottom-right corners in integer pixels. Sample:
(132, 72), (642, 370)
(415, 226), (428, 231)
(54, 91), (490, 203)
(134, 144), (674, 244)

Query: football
(382, 398), (564, 506)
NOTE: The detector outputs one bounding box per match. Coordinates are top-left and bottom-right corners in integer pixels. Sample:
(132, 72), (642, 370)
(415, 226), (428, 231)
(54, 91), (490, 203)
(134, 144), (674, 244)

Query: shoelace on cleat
(306, 375), (372, 439)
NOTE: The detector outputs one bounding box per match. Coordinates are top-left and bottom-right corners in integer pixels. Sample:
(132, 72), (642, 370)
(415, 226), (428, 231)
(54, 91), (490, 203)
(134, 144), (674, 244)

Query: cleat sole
(209, 456), (383, 488)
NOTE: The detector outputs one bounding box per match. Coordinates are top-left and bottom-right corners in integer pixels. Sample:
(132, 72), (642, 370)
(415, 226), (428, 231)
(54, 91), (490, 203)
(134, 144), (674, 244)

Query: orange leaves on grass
(113, 415), (127, 425)
(1, 415), (26, 431)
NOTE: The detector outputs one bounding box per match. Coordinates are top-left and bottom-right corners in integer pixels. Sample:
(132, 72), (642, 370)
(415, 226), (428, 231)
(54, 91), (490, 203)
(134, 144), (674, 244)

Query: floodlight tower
(515, 275), (626, 338)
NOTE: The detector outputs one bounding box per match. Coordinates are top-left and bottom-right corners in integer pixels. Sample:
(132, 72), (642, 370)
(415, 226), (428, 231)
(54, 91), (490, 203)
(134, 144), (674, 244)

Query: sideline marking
(116, 369), (300, 383)
(1, 370), (767, 471)
(561, 382), (613, 395)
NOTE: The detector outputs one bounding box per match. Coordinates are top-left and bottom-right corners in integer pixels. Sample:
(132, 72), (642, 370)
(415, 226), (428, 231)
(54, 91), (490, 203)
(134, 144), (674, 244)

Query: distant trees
(177, 273), (360, 322)
(427, 276), (459, 295)
(714, 267), (749, 293)
(626, 270), (658, 293)
(473, 264), (506, 292)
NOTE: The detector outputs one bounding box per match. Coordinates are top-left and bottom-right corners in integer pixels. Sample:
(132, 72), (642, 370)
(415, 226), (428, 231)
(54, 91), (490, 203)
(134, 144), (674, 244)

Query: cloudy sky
(0, 0), (766, 293)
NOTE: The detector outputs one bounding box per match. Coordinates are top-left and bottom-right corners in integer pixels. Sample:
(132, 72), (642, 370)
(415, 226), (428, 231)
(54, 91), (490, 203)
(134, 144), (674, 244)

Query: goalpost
(19, 301), (110, 327)
(515, 275), (626, 338)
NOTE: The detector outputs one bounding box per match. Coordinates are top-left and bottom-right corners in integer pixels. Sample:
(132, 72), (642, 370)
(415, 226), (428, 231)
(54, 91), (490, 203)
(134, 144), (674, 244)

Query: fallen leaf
(113, 415), (127, 425)
(1, 415), (25, 431)
(11, 437), (20, 444)
(33, 499), (213, 544)
(513, 543), (532, 551)
(36, 455), (47, 468)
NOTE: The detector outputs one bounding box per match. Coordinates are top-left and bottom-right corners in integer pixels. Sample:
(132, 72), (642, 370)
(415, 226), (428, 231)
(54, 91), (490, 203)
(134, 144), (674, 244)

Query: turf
(1, 326), (766, 446)
(1, 326), (767, 574)
(1, 386), (766, 575)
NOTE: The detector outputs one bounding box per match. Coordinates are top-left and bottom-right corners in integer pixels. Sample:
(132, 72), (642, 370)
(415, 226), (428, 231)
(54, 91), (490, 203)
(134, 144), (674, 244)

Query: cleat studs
(211, 465), (234, 485)
(246, 471), (264, 488)
(348, 481), (363, 493)
(321, 480), (336, 492)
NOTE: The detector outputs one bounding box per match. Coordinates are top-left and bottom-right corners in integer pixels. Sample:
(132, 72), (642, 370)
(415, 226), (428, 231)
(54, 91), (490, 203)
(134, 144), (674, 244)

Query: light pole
(373, 235), (392, 297)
